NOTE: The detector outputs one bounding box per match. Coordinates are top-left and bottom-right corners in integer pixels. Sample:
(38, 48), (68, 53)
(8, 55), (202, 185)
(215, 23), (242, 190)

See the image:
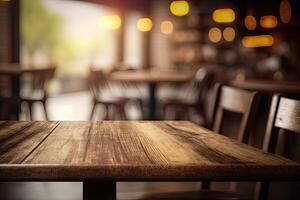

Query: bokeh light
(280, 0), (291, 24)
(99, 15), (121, 30)
(212, 8), (235, 23)
(260, 16), (278, 28)
(170, 0), (190, 16)
(137, 18), (153, 32)
(223, 27), (235, 42)
(208, 27), (222, 43)
(242, 35), (274, 48)
(161, 21), (173, 35)
(244, 15), (257, 30)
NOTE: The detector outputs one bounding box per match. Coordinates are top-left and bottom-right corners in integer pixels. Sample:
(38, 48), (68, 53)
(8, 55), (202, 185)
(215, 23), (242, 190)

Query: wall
(0, 1), (11, 63)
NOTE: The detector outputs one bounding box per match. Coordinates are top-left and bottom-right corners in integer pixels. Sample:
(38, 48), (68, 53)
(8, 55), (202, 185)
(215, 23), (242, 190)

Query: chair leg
(137, 99), (145, 119)
(90, 102), (97, 121)
(42, 100), (49, 120)
(27, 101), (34, 120)
(229, 182), (238, 192)
(0, 100), (10, 120)
(254, 182), (269, 200)
(201, 181), (210, 190)
(162, 104), (169, 119)
(119, 104), (127, 120)
(104, 105), (110, 120)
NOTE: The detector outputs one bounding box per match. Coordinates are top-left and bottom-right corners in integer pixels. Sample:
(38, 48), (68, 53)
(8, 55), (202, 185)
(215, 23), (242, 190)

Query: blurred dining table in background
(110, 69), (194, 119)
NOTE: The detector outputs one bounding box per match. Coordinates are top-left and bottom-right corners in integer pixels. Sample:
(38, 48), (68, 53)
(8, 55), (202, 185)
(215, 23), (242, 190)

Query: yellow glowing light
(242, 35), (274, 48)
(137, 18), (153, 32)
(260, 16), (278, 28)
(170, 0), (190, 16)
(223, 27), (235, 42)
(208, 27), (222, 43)
(280, 0), (291, 24)
(245, 15), (257, 30)
(212, 8), (235, 23)
(161, 21), (173, 35)
(99, 15), (121, 30)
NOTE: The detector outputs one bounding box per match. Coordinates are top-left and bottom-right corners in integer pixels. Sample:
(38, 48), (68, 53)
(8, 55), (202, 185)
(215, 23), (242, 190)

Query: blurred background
(1, 0), (299, 121)
(0, 0), (300, 199)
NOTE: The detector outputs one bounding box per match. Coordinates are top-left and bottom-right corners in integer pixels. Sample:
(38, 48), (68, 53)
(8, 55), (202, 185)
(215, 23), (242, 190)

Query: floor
(5, 91), (200, 200)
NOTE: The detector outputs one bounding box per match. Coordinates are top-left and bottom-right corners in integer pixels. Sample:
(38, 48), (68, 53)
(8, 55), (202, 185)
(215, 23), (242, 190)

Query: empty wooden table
(0, 121), (299, 200)
(110, 70), (193, 119)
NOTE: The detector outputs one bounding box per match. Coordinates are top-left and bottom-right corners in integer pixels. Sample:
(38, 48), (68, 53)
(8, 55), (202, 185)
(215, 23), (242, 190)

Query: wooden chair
(254, 95), (300, 200)
(89, 68), (127, 120)
(119, 84), (260, 200)
(210, 84), (260, 143)
(20, 67), (56, 120)
(161, 68), (215, 126)
(0, 67), (56, 120)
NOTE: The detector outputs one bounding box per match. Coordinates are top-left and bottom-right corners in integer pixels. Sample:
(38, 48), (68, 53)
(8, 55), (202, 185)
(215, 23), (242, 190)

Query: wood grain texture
(0, 121), (299, 181)
(110, 70), (193, 83)
(275, 97), (300, 134)
(0, 121), (59, 163)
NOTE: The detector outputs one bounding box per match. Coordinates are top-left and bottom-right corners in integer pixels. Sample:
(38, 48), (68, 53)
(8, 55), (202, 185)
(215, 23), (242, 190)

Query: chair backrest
(195, 68), (215, 105)
(263, 95), (300, 153)
(181, 68), (215, 105)
(255, 95), (300, 200)
(23, 67), (56, 97)
(210, 84), (260, 143)
(88, 68), (110, 99)
(30, 67), (55, 90)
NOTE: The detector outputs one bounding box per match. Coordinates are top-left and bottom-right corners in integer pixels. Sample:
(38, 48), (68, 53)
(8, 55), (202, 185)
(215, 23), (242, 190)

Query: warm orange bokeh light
(137, 18), (153, 32)
(208, 27), (222, 43)
(212, 8), (235, 23)
(99, 15), (121, 30)
(170, 1), (190, 16)
(223, 27), (235, 42)
(242, 35), (274, 48)
(260, 16), (278, 28)
(245, 15), (257, 30)
(161, 21), (173, 35)
(280, 0), (291, 24)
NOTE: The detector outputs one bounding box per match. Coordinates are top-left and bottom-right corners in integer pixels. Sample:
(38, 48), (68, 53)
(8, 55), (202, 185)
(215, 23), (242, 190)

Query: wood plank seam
(20, 121), (60, 164)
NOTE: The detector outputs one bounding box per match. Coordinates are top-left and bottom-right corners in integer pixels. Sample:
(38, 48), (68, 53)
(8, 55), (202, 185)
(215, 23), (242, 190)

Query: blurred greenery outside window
(21, 0), (120, 93)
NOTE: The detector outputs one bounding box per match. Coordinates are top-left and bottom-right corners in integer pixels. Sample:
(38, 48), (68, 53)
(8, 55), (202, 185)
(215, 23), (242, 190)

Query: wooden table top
(0, 64), (53, 75)
(110, 70), (194, 83)
(230, 79), (300, 94)
(0, 121), (299, 181)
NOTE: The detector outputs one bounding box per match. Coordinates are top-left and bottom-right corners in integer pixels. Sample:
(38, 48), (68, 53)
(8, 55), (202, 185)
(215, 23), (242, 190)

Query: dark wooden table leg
(148, 83), (157, 120)
(10, 75), (20, 120)
(83, 181), (116, 200)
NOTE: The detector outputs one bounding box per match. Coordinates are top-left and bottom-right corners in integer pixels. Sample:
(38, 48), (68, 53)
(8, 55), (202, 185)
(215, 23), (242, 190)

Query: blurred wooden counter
(230, 79), (300, 94)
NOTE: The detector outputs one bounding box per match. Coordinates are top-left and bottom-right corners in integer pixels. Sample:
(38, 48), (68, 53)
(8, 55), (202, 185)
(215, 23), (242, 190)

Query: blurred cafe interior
(0, 0), (300, 199)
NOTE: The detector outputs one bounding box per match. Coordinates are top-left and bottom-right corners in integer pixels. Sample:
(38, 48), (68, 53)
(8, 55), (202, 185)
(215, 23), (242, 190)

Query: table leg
(148, 83), (157, 120)
(11, 75), (20, 120)
(83, 181), (116, 200)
